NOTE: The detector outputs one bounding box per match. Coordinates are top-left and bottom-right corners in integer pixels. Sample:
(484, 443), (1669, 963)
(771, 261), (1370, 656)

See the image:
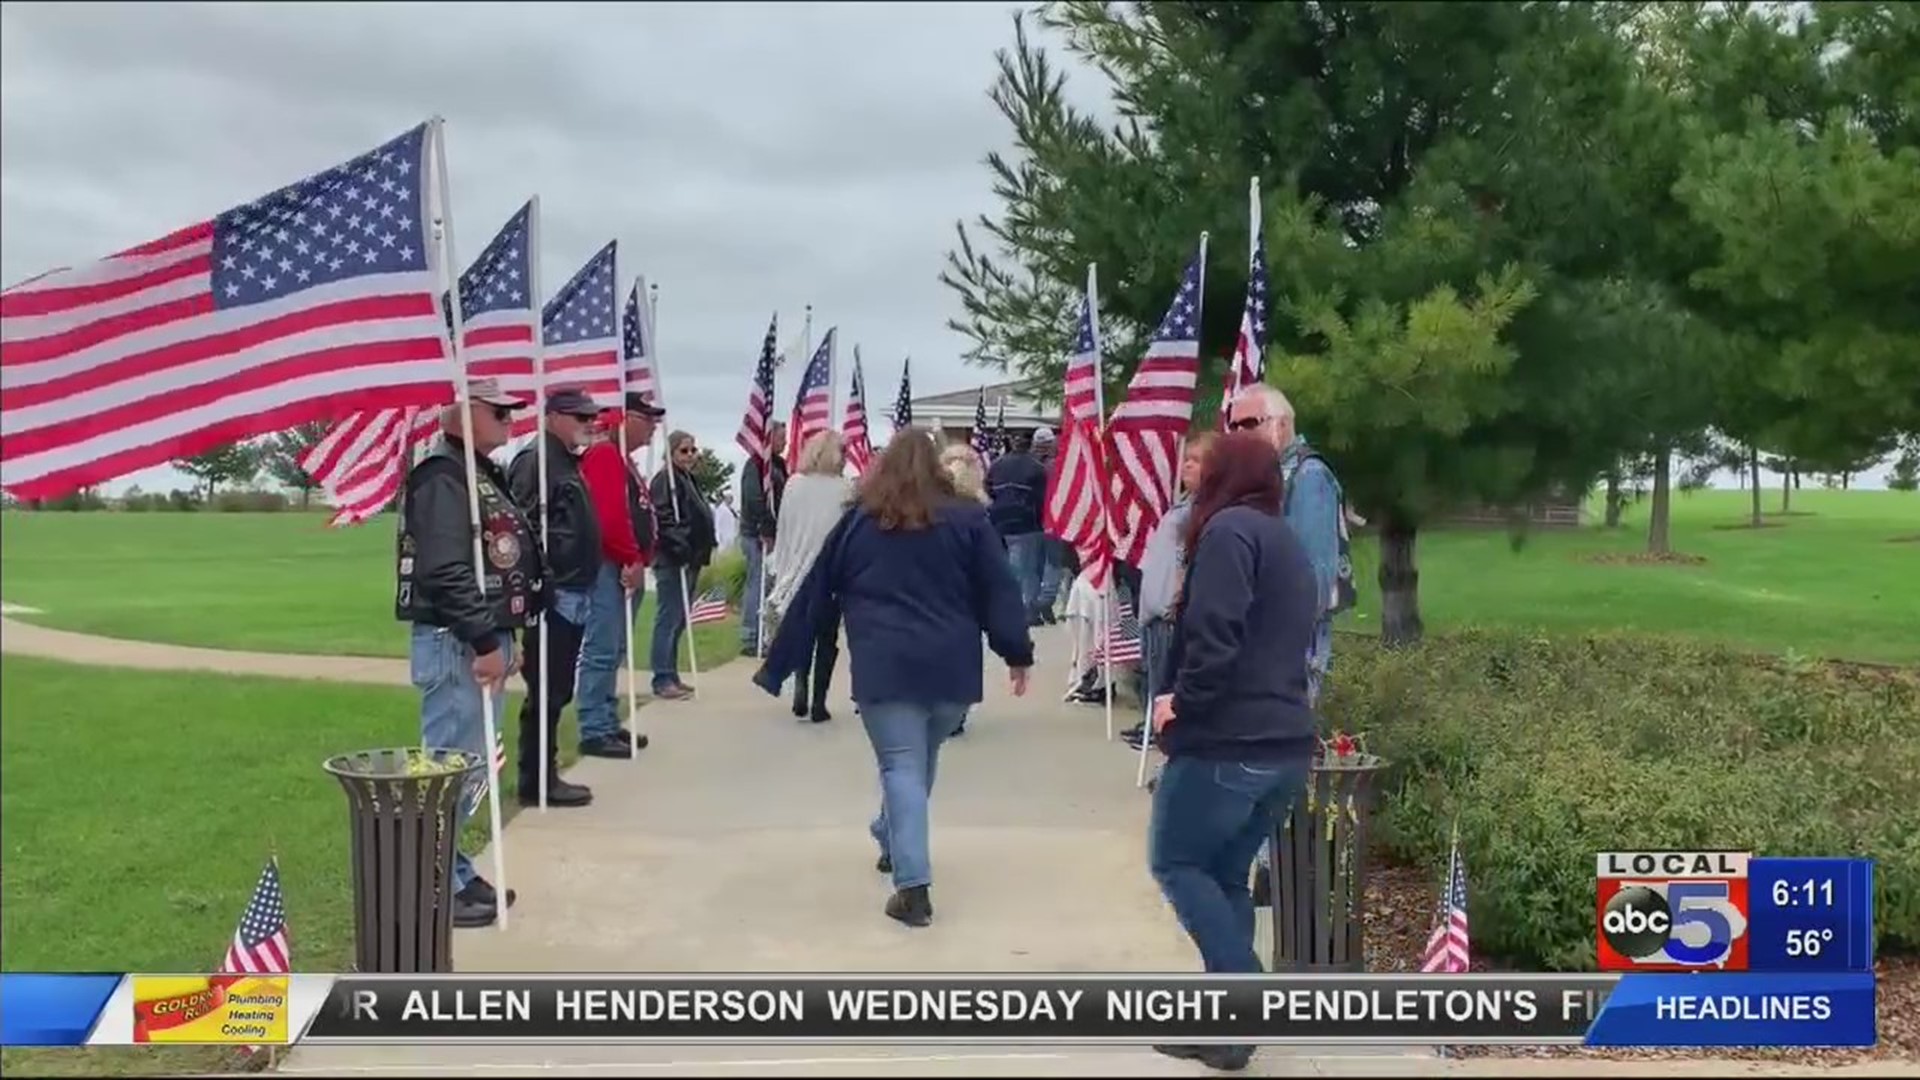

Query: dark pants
(1148, 754), (1311, 973)
(517, 609), (584, 788)
(792, 611), (841, 712)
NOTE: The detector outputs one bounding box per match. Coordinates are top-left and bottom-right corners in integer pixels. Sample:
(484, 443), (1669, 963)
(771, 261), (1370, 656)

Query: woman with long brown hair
(1145, 431), (1319, 1073)
(755, 430), (1033, 928)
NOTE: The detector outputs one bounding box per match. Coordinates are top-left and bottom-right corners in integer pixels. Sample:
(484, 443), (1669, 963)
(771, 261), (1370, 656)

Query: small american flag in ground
(1045, 289), (1114, 590)
(623, 277), (661, 409)
(842, 347), (872, 475)
(1420, 830), (1471, 973)
(1109, 248), (1204, 565)
(1, 123), (451, 500)
(467, 729), (507, 814)
(221, 858), (290, 975)
(1093, 600), (1143, 666)
(526, 240), (619, 436)
(735, 314), (779, 463)
(891, 358), (913, 431)
(688, 588), (731, 625)
(786, 327), (835, 463)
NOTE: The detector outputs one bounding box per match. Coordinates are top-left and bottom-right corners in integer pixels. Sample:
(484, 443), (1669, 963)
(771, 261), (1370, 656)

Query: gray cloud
(1, 0), (1115, 492)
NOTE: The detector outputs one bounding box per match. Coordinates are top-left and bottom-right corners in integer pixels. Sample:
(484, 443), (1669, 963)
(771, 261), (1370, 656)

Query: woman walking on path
(753, 431), (1033, 928)
(649, 430), (717, 700)
(767, 431), (857, 723)
(1146, 432), (1320, 1074)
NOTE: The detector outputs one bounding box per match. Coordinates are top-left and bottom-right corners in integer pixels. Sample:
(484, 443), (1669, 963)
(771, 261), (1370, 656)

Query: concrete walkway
(0, 615), (1900, 1076)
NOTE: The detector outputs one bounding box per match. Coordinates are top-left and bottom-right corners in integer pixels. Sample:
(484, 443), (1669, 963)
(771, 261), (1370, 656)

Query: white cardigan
(766, 473), (856, 616)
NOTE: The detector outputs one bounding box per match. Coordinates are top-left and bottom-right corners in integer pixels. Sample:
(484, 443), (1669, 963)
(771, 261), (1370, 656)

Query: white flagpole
(429, 117), (510, 931)
(528, 196), (550, 812)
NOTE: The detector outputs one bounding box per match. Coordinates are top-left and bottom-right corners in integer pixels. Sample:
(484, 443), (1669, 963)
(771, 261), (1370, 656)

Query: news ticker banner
(0, 973), (1875, 1049)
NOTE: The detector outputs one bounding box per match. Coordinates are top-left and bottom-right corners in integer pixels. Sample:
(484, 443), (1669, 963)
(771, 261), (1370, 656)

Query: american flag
(467, 728), (508, 815)
(529, 240), (619, 436)
(221, 858), (290, 975)
(623, 277), (661, 410)
(0, 123), (452, 500)
(1108, 248), (1204, 566)
(688, 587), (732, 625)
(1221, 184), (1269, 428)
(1044, 288), (1115, 590)
(1093, 599), (1143, 665)
(734, 314), (779, 463)
(891, 358), (913, 432)
(843, 347), (873, 476)
(786, 328), (835, 464)
(991, 397), (1009, 458)
(1420, 831), (1471, 973)
(969, 387), (992, 467)
(304, 202), (537, 524)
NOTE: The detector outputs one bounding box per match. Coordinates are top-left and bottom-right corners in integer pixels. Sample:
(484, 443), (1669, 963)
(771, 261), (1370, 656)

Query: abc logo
(1601, 887), (1673, 959)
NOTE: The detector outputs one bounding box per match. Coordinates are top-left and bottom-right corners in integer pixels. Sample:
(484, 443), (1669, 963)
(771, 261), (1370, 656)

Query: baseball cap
(468, 378), (531, 409)
(545, 387), (600, 417)
(623, 391), (666, 418)
(1031, 426), (1056, 446)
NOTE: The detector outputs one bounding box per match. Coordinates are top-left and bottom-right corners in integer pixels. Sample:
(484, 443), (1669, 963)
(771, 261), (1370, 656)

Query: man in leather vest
(577, 391), (666, 758)
(395, 378), (544, 929)
(505, 387), (602, 808)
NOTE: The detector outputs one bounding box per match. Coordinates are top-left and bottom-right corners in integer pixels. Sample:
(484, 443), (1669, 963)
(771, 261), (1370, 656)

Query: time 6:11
(1773, 878), (1835, 907)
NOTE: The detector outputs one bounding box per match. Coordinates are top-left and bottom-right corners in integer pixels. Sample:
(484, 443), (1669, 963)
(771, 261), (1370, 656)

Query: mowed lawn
(0, 509), (744, 665)
(4, 489), (1915, 663)
(0, 655), (597, 1076)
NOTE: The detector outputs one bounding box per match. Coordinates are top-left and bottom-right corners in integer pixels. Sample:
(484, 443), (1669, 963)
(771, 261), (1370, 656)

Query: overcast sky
(1, 0), (1115, 495)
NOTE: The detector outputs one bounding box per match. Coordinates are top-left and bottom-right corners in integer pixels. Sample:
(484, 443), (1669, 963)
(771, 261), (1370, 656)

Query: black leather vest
(395, 442), (543, 631)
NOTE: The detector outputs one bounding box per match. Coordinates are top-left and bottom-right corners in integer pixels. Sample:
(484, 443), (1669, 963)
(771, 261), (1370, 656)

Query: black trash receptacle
(324, 747), (481, 973)
(1266, 748), (1388, 972)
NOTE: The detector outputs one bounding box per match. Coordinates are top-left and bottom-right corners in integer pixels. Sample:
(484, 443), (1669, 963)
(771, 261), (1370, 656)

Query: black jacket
(652, 465), (717, 569)
(394, 438), (545, 656)
(507, 432), (601, 591)
(985, 450), (1048, 536)
(1163, 503), (1319, 762)
(740, 455), (788, 541)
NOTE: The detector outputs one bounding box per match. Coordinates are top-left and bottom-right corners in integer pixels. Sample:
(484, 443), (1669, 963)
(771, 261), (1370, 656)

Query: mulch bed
(1360, 859), (1917, 1064)
(1582, 551), (1709, 566)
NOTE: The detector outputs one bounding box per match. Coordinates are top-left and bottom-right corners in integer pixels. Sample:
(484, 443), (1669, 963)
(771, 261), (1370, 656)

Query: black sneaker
(517, 777), (592, 808)
(876, 854), (892, 874)
(465, 878), (517, 910)
(884, 885), (933, 928)
(1153, 1045), (1254, 1072)
(616, 728), (650, 751)
(740, 644), (759, 658)
(579, 735), (634, 759)
(452, 884), (498, 928)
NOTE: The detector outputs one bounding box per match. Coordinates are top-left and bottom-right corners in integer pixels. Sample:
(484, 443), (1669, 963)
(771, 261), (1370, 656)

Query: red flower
(1332, 732), (1357, 758)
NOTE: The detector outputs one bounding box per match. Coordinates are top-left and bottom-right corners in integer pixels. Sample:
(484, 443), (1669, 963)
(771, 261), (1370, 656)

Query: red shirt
(579, 440), (653, 568)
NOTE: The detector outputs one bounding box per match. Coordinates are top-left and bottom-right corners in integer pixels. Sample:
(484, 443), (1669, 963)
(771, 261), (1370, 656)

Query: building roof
(909, 380), (1057, 426)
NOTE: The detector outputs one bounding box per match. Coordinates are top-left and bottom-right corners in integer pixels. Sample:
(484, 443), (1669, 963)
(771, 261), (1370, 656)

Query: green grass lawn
(5, 489), (1913, 662)
(0, 655), (587, 1076)
(0, 510), (744, 666)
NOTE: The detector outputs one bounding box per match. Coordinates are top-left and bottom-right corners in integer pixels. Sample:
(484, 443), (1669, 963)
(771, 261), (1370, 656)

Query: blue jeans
(649, 564), (699, 691)
(1038, 536), (1068, 611)
(1003, 531), (1045, 614)
(412, 624), (516, 894)
(739, 536), (766, 651)
(576, 563), (638, 742)
(1150, 754), (1311, 973)
(862, 701), (970, 891)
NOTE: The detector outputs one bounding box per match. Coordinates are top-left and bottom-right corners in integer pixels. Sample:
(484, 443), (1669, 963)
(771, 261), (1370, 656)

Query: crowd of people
(395, 376), (1350, 1074)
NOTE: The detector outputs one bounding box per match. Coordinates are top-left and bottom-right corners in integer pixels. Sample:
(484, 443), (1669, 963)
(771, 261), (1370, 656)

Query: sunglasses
(674, 446), (697, 455)
(488, 405), (514, 422)
(1227, 415), (1270, 432)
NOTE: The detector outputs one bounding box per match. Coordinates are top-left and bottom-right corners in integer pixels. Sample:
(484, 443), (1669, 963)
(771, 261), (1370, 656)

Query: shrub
(1322, 630), (1920, 968)
(700, 547), (749, 604)
(210, 490), (290, 513)
(167, 489), (200, 512)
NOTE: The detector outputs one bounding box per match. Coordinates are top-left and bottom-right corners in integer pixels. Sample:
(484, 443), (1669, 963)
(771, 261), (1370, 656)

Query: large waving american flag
(1108, 247), (1205, 566)
(623, 277), (661, 410)
(1221, 179), (1269, 427)
(785, 327), (835, 464)
(526, 240), (619, 438)
(0, 123), (451, 500)
(304, 203), (537, 524)
(842, 346), (872, 476)
(1045, 281), (1114, 590)
(734, 314), (780, 463)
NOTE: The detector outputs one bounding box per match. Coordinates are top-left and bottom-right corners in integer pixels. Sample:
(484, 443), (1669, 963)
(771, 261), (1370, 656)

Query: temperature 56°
(1785, 928), (1834, 957)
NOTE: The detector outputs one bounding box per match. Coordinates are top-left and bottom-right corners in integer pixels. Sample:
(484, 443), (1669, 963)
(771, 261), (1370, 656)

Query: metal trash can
(1265, 745), (1388, 972)
(324, 747), (481, 973)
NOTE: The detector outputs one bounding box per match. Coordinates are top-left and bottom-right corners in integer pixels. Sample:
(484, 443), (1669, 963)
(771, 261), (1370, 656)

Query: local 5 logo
(1597, 879), (1750, 970)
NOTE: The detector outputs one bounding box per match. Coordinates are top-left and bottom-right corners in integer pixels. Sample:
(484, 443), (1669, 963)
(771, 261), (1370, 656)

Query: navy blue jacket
(1162, 503), (1319, 762)
(755, 500), (1035, 707)
(985, 451), (1048, 536)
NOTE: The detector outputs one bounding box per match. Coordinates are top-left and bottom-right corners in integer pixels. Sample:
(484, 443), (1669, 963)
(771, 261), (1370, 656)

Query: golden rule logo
(130, 975), (290, 1045)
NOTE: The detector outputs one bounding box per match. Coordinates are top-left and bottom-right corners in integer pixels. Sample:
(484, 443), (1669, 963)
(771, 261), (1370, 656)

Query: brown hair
(858, 429), (958, 531)
(1183, 432), (1284, 554)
